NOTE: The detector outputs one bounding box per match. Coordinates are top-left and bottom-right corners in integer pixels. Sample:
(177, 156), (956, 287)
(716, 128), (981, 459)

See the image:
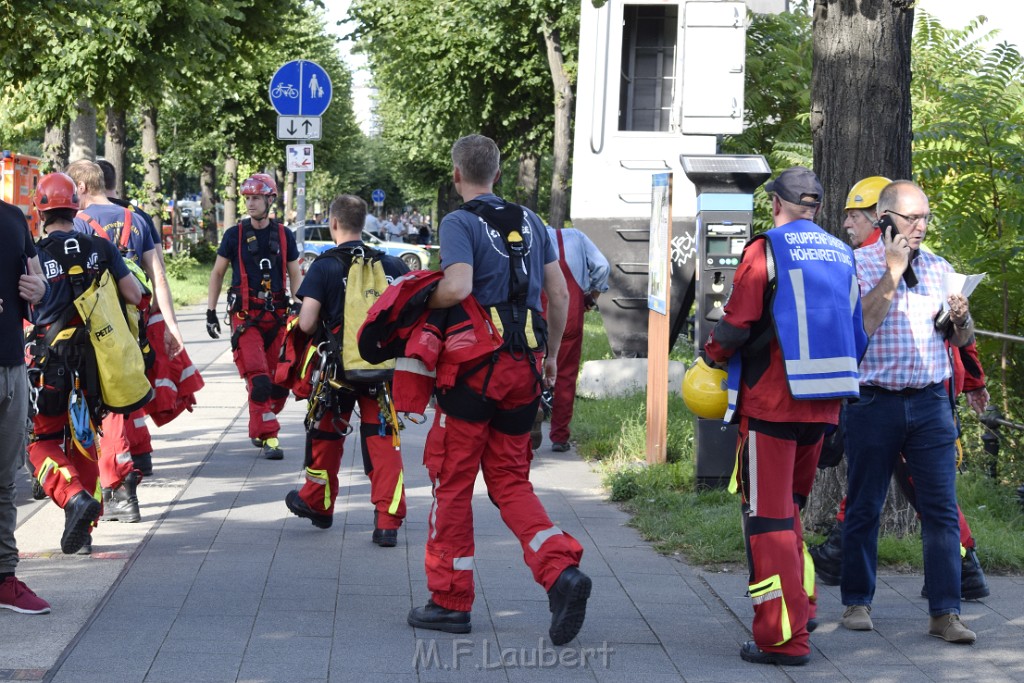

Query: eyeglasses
(886, 210), (933, 225)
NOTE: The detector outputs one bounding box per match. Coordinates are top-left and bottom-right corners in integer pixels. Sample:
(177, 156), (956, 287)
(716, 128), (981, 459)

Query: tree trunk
(810, 0), (914, 238)
(42, 121), (69, 173)
(69, 98), (97, 163)
(807, 0), (918, 536)
(201, 161), (218, 244)
(515, 152), (539, 211)
(223, 155), (239, 235)
(141, 106), (163, 233)
(104, 106), (127, 197)
(542, 21), (572, 230)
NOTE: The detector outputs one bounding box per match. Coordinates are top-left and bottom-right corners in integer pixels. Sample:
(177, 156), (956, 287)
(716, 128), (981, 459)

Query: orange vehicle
(1, 150), (41, 237)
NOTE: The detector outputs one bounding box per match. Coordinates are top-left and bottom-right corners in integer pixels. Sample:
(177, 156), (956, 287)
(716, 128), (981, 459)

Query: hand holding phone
(878, 215), (917, 288)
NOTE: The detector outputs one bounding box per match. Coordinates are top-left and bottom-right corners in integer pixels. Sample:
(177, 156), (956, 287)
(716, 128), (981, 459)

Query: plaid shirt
(856, 241), (953, 389)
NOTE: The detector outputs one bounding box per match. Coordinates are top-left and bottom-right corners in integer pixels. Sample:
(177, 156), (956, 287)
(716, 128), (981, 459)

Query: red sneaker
(0, 576), (51, 614)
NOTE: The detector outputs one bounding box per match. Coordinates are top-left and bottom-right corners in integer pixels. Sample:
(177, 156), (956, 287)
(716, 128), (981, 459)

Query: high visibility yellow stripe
(388, 471), (404, 515)
(305, 467), (331, 510)
(802, 542), (816, 598)
(749, 574), (792, 646)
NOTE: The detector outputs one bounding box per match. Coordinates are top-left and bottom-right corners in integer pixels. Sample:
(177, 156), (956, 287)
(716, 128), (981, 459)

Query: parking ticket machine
(681, 154), (771, 487)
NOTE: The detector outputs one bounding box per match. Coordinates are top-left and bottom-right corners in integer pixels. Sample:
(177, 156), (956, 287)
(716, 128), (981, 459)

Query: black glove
(290, 300), (302, 316)
(206, 309), (221, 339)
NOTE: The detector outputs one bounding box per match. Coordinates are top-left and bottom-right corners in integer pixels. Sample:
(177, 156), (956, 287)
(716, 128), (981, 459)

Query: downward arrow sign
(287, 123), (297, 135)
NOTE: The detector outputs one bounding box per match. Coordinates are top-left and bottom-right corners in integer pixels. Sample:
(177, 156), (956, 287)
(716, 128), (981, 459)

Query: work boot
(101, 470), (141, 523)
(960, 548), (991, 600)
(285, 490), (332, 529)
(551, 442), (571, 453)
(739, 641), (810, 666)
(921, 547), (991, 600)
(548, 565), (592, 645)
(261, 437), (284, 460)
(31, 476), (47, 500)
(76, 535), (93, 556)
(372, 528), (398, 547)
(61, 491), (101, 554)
(251, 438), (264, 448)
(131, 452), (153, 477)
(928, 613), (977, 644)
(808, 522), (842, 586)
(407, 600), (471, 634)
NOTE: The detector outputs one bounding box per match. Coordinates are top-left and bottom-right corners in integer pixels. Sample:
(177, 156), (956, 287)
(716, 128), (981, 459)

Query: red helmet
(34, 172), (80, 211)
(241, 173), (278, 197)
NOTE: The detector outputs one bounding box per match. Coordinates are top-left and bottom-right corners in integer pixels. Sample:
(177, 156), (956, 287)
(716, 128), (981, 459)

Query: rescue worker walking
(67, 159), (177, 526)
(700, 167), (867, 665)
(407, 134), (591, 646)
(283, 194), (408, 543)
(26, 173), (142, 554)
(207, 173), (302, 459)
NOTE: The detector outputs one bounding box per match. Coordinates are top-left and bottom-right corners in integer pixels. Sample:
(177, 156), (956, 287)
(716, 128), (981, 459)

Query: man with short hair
(703, 166), (867, 666)
(407, 134), (590, 646)
(841, 180), (978, 644)
(0, 195), (49, 614)
(284, 194), (408, 543)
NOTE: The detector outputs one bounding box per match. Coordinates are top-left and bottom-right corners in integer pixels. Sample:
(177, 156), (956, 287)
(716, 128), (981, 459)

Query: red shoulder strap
(74, 208), (133, 250)
(121, 208), (133, 249)
(76, 211), (106, 239)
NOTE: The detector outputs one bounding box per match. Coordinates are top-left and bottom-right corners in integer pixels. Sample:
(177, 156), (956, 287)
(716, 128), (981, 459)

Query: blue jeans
(840, 383), (961, 617)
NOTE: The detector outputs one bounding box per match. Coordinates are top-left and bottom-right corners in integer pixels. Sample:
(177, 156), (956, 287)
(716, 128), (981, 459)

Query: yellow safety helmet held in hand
(683, 357), (728, 419)
(844, 176), (892, 211)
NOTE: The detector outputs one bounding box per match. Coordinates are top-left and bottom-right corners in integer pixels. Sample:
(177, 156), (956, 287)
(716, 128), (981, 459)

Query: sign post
(646, 173), (672, 465)
(269, 60), (332, 245)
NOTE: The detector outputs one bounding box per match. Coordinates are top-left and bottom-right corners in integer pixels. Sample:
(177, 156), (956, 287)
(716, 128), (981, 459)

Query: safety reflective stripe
(133, 416), (148, 429)
(802, 542), (815, 599)
(180, 364), (198, 380)
(429, 477), (439, 541)
(728, 435), (742, 495)
(749, 574), (792, 646)
(115, 451), (134, 465)
(261, 412), (276, 422)
(37, 458), (71, 486)
(528, 526), (563, 553)
(453, 557), (474, 571)
(149, 313), (164, 324)
(304, 467), (331, 510)
(748, 432), (759, 516)
(524, 309), (538, 348)
(388, 471), (404, 515)
(395, 357), (436, 378)
(300, 345), (318, 377)
(154, 378), (178, 391)
(92, 479), (103, 503)
(960, 544), (967, 558)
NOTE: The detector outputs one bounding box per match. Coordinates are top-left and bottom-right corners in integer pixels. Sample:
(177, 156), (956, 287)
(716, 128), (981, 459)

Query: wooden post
(646, 173), (672, 465)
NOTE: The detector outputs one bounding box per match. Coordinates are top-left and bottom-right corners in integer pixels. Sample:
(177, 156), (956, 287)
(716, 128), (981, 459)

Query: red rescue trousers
(230, 313), (288, 440)
(145, 315), (205, 426)
(29, 411), (101, 510)
(424, 351), (584, 612)
(297, 391), (405, 529)
(738, 416), (823, 658)
(99, 410), (151, 488)
(549, 260), (585, 445)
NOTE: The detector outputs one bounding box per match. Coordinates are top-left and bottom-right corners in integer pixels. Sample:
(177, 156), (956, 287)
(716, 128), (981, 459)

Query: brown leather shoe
(929, 613), (976, 644)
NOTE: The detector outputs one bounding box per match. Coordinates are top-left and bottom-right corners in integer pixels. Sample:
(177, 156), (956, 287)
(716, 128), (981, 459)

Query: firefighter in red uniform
(206, 173), (302, 459)
(26, 173), (142, 554)
(406, 134), (591, 646)
(282, 194), (408, 543)
(700, 167), (868, 665)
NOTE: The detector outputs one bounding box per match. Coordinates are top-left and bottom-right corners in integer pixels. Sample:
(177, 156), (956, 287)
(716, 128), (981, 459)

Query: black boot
(808, 522), (843, 586)
(102, 471), (141, 523)
(407, 600), (471, 634)
(61, 491), (101, 554)
(960, 547), (991, 600)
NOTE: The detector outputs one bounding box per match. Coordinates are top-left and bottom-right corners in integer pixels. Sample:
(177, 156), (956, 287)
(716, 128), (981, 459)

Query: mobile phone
(878, 215), (917, 287)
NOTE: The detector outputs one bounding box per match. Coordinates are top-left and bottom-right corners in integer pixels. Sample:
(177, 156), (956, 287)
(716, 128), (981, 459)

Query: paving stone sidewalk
(3, 305), (1021, 683)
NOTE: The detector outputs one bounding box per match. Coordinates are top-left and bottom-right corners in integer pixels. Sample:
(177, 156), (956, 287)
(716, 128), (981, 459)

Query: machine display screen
(707, 236), (731, 255)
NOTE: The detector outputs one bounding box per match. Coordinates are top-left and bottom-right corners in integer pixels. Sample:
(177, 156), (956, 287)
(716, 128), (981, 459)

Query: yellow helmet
(682, 357), (728, 419)
(844, 176), (892, 211)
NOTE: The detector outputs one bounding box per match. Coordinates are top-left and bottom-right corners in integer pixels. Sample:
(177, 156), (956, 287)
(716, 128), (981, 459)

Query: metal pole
(296, 169), (306, 247)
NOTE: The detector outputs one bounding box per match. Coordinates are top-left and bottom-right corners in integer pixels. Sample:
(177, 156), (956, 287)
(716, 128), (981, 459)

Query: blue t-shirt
(438, 194), (555, 309)
(34, 231), (132, 326)
(217, 220), (299, 292)
(74, 203), (155, 266)
(297, 241), (409, 324)
(0, 200), (36, 366)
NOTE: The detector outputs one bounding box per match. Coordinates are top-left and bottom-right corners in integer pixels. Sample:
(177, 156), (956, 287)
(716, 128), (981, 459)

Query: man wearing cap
(702, 166), (867, 666)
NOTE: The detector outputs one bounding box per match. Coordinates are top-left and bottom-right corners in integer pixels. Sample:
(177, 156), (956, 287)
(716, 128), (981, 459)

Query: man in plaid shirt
(840, 180), (978, 644)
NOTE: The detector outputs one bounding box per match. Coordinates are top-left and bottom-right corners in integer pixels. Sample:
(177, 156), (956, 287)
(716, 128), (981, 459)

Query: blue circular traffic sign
(371, 189), (386, 204)
(269, 60), (333, 117)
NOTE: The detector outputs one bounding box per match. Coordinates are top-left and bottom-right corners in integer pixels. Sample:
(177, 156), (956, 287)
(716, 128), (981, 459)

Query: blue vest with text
(725, 220), (867, 421)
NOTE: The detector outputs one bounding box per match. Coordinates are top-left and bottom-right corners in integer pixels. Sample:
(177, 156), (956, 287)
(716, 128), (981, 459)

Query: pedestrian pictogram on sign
(269, 61), (333, 117)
